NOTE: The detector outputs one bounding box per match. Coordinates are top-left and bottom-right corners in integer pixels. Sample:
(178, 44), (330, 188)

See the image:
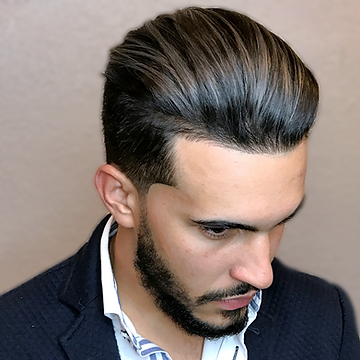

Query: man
(0, 6), (359, 360)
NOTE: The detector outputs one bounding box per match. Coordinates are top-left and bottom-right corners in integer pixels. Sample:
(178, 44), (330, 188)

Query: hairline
(143, 132), (308, 196)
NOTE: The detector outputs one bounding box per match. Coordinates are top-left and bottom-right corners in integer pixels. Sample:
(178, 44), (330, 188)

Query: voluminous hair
(102, 7), (319, 193)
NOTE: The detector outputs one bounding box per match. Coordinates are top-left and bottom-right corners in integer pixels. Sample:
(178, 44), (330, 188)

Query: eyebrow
(191, 196), (306, 233)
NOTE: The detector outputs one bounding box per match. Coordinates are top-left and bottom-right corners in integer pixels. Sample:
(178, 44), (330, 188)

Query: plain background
(1, 0), (359, 328)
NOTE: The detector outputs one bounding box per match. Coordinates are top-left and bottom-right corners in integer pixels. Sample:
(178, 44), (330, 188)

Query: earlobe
(94, 164), (139, 229)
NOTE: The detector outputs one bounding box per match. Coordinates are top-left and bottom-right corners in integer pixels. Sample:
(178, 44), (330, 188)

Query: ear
(94, 164), (140, 229)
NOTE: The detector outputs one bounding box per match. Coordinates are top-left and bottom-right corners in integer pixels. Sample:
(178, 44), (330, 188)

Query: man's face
(134, 138), (307, 338)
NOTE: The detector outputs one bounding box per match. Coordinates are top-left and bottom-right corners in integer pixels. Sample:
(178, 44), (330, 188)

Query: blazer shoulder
(271, 258), (342, 299)
(0, 249), (80, 321)
(0, 216), (110, 359)
(0, 253), (74, 305)
(268, 258), (356, 327)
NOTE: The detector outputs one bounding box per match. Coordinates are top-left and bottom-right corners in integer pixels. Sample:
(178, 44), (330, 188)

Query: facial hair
(134, 214), (257, 339)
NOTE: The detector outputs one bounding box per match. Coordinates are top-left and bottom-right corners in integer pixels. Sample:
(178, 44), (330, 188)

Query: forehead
(160, 137), (308, 226)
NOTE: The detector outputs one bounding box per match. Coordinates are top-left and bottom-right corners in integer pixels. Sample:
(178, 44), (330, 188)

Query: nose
(229, 233), (274, 290)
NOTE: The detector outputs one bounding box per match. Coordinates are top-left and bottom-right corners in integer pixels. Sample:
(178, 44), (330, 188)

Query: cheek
(147, 217), (225, 290)
(153, 226), (213, 276)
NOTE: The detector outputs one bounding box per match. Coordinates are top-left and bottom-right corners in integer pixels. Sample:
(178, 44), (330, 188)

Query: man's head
(95, 7), (317, 339)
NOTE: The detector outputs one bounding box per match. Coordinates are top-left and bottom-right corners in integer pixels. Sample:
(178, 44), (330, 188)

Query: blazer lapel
(59, 299), (120, 360)
(245, 259), (285, 360)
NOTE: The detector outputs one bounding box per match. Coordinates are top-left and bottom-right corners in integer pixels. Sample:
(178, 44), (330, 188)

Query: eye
(200, 225), (230, 240)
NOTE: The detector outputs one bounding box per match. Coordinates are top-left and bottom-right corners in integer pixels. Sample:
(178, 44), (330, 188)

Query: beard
(134, 214), (258, 339)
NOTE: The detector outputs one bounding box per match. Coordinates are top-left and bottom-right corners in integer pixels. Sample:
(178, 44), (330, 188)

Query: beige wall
(1, 0), (359, 327)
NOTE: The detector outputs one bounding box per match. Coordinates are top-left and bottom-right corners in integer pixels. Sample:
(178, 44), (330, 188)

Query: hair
(102, 7), (319, 194)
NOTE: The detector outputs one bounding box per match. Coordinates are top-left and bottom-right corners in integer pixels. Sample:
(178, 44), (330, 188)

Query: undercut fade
(102, 7), (319, 193)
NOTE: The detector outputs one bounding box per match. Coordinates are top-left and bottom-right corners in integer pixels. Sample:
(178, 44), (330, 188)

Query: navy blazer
(1, 216), (359, 359)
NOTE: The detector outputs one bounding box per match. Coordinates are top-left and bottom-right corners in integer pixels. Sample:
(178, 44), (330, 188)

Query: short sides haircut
(102, 7), (319, 193)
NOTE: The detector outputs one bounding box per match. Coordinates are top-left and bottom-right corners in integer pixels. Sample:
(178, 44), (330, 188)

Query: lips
(215, 291), (257, 311)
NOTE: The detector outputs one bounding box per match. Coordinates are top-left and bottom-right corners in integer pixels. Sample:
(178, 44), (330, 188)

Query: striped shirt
(101, 216), (261, 360)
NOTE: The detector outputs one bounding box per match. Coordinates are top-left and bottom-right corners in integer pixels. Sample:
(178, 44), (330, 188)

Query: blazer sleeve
(336, 286), (360, 359)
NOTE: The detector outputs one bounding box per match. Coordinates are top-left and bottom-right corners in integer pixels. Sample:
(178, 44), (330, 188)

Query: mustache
(195, 283), (259, 306)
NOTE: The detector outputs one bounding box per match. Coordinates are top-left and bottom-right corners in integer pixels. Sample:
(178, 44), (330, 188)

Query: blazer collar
(58, 215), (120, 359)
(58, 214), (111, 311)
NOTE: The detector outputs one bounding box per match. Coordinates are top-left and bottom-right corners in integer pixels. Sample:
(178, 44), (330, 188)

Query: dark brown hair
(102, 7), (319, 193)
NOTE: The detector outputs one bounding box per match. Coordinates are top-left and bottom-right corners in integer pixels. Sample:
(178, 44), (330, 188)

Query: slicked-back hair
(102, 7), (319, 193)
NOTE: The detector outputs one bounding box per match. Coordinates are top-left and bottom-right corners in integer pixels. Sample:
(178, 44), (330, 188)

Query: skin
(95, 137), (308, 359)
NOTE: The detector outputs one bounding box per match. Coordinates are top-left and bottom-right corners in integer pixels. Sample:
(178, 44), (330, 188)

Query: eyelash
(200, 226), (231, 240)
(198, 221), (287, 240)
